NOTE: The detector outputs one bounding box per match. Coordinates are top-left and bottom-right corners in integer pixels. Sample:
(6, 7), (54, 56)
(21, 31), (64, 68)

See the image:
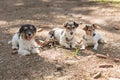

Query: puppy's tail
(8, 40), (12, 44)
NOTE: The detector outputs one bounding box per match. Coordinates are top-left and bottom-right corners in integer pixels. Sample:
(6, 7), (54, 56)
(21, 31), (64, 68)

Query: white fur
(81, 31), (106, 50)
(10, 33), (40, 56)
(49, 28), (77, 48)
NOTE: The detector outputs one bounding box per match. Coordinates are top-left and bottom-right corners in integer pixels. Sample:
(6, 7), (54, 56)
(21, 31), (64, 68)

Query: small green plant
(72, 48), (79, 57)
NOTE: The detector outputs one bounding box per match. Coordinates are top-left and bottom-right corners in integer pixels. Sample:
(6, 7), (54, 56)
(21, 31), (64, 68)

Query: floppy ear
(32, 25), (37, 33)
(92, 24), (98, 29)
(83, 25), (88, 31)
(74, 22), (79, 28)
(19, 25), (24, 34)
(49, 31), (54, 36)
(64, 22), (68, 28)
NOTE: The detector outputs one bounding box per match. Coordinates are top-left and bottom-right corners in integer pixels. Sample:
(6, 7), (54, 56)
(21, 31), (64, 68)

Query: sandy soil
(0, 0), (120, 80)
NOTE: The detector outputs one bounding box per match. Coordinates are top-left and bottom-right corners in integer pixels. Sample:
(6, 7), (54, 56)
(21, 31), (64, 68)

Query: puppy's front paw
(80, 45), (85, 50)
(93, 47), (97, 50)
(103, 40), (107, 44)
(65, 45), (70, 48)
(71, 44), (76, 49)
(60, 42), (70, 48)
(80, 47), (85, 50)
(18, 50), (31, 56)
(32, 48), (40, 54)
(12, 46), (18, 50)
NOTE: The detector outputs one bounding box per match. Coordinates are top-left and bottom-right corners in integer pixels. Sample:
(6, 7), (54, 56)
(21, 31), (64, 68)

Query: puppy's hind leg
(12, 41), (19, 50)
(11, 33), (19, 50)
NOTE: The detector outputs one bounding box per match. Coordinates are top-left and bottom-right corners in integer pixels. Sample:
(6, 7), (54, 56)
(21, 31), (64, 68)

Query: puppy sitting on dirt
(48, 21), (79, 48)
(9, 24), (40, 56)
(81, 24), (106, 50)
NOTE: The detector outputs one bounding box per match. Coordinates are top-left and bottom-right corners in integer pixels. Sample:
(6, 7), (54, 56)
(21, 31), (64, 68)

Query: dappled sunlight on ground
(0, 0), (120, 80)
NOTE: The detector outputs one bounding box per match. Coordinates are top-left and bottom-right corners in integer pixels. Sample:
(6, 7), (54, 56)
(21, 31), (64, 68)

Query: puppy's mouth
(26, 36), (33, 40)
(26, 33), (35, 40)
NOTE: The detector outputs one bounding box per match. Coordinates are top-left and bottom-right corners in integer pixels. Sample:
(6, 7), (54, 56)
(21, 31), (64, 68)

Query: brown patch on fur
(83, 24), (98, 35)
(20, 32), (36, 40)
(20, 33), (27, 40)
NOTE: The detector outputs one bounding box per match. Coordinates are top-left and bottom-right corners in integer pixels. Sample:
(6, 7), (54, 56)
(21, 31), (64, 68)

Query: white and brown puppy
(48, 21), (79, 48)
(81, 24), (106, 50)
(10, 24), (39, 56)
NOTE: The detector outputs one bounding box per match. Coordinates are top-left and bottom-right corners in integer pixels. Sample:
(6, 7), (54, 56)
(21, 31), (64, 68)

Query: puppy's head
(19, 24), (37, 40)
(83, 24), (97, 35)
(64, 21), (79, 35)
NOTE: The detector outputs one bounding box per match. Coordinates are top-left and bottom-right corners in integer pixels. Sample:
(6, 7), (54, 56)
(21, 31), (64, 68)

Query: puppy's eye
(67, 27), (70, 29)
(24, 27), (28, 30)
(30, 26), (33, 29)
(72, 27), (75, 29)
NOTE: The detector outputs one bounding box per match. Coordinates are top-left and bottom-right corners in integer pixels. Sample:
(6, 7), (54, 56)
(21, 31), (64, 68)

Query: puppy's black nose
(70, 32), (73, 35)
(28, 33), (31, 36)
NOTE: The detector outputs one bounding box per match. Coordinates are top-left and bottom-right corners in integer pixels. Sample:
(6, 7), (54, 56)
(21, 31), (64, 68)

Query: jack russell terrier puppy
(9, 24), (40, 56)
(81, 24), (106, 50)
(48, 21), (79, 48)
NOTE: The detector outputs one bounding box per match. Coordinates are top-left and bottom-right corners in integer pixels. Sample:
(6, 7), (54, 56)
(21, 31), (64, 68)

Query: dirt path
(0, 0), (120, 80)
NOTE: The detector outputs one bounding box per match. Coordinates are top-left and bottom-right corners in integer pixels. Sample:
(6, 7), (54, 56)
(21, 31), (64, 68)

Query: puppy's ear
(32, 25), (37, 33)
(74, 22), (79, 28)
(19, 25), (24, 34)
(92, 24), (98, 29)
(83, 25), (88, 31)
(49, 31), (54, 36)
(64, 22), (68, 28)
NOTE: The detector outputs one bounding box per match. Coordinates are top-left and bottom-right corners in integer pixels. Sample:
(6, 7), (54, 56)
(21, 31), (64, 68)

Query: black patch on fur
(19, 24), (36, 34)
(61, 30), (64, 35)
(83, 35), (87, 41)
(64, 23), (68, 28)
(49, 31), (55, 38)
(93, 33), (96, 36)
(74, 22), (79, 28)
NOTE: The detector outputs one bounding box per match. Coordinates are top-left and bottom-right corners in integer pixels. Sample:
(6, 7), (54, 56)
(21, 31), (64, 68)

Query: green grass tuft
(72, 48), (79, 57)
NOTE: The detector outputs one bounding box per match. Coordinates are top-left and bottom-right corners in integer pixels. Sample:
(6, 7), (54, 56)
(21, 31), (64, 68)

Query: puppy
(10, 24), (39, 56)
(48, 21), (79, 48)
(81, 24), (106, 50)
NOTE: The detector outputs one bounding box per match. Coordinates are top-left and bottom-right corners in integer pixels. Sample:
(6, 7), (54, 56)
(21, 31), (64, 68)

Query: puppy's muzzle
(28, 32), (32, 36)
(70, 31), (73, 35)
(26, 31), (34, 40)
